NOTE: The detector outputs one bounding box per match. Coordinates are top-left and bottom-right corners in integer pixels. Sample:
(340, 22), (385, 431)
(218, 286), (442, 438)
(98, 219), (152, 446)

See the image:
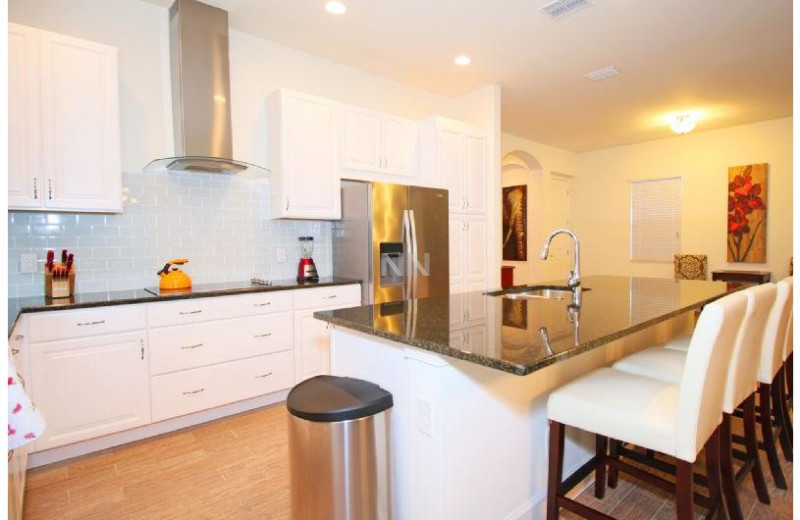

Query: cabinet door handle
(255, 372), (273, 379)
(254, 333), (272, 338)
(466, 198), (470, 210)
(253, 302), (271, 307)
(324, 295), (338, 299)
(33, 178), (38, 200)
(179, 310), (202, 315)
(11, 348), (20, 355)
(466, 220), (470, 231)
(182, 388), (205, 395)
(14, 334), (24, 341)
(285, 197), (290, 211)
(48, 178), (53, 200)
(77, 320), (106, 326)
(181, 343), (203, 350)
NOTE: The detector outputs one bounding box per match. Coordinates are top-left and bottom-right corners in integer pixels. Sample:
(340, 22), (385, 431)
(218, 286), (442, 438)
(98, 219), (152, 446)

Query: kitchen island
(314, 276), (742, 520)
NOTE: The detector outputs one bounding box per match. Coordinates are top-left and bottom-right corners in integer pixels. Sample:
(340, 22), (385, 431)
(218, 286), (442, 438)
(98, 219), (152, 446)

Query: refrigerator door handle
(408, 209), (419, 299)
(402, 210), (413, 299)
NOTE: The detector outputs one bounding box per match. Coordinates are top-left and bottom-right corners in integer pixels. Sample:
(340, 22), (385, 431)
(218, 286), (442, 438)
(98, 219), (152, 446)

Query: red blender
(297, 236), (319, 282)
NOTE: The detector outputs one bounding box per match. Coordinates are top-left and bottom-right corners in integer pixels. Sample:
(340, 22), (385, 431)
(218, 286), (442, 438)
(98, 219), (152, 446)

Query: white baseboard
(28, 390), (289, 468)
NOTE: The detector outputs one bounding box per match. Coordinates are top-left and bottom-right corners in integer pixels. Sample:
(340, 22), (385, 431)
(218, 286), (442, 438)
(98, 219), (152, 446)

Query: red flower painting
(727, 164), (767, 263)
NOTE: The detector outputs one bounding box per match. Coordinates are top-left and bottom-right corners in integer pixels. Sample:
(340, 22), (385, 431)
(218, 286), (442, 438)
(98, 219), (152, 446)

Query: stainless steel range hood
(144, 0), (269, 177)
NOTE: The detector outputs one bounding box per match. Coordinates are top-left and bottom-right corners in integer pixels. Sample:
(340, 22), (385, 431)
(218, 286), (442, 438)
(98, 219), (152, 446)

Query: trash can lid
(287, 376), (393, 422)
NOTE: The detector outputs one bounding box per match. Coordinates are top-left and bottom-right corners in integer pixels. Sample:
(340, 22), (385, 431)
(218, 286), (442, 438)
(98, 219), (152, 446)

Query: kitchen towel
(8, 354), (46, 449)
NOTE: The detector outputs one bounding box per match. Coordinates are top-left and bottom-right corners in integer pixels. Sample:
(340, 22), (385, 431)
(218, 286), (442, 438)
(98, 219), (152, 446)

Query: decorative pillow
(674, 254), (708, 280)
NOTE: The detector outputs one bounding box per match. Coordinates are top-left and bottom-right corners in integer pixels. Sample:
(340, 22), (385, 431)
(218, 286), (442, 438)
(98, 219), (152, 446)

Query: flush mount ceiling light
(454, 55), (472, 66)
(583, 65), (619, 82)
(325, 1), (347, 14)
(670, 113), (698, 135)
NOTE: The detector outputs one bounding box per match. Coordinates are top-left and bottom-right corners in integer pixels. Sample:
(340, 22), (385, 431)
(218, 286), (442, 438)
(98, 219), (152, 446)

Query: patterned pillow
(674, 254), (708, 280)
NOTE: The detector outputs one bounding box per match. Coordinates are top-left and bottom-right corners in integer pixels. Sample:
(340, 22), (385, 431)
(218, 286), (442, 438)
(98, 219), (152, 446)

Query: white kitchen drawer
(292, 284), (360, 310)
(27, 305), (146, 343)
(150, 350), (294, 422)
(146, 291), (293, 328)
(148, 312), (293, 375)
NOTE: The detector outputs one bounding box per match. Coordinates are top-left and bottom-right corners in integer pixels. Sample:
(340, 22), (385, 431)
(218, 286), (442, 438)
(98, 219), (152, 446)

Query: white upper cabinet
(268, 89), (341, 220)
(8, 24), (122, 213)
(341, 105), (416, 177)
(8, 24), (42, 209)
(419, 117), (488, 215)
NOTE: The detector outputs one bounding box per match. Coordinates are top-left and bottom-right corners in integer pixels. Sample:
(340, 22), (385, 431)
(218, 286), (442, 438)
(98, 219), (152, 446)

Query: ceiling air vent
(539, 0), (593, 19)
(583, 65), (620, 81)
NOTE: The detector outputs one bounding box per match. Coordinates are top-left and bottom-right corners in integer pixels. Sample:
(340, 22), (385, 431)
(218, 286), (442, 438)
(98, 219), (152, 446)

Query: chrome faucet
(540, 229), (581, 290)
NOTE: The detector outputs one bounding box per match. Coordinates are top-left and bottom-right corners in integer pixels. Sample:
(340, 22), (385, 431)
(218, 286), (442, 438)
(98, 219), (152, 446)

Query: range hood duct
(145, 0), (269, 177)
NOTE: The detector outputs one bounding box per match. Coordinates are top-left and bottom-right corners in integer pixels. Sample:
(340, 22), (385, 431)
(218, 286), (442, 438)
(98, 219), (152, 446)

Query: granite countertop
(314, 275), (746, 376)
(8, 277), (361, 335)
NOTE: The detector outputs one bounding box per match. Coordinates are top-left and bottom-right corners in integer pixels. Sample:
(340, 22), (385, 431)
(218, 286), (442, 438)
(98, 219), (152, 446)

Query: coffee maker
(297, 236), (319, 282)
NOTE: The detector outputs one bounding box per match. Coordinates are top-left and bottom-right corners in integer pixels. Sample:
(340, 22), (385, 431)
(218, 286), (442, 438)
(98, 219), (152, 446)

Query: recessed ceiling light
(454, 55), (472, 66)
(325, 1), (347, 14)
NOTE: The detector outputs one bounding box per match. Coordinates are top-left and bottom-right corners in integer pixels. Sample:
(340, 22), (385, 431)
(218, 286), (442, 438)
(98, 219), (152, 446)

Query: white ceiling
(143, 0), (793, 152)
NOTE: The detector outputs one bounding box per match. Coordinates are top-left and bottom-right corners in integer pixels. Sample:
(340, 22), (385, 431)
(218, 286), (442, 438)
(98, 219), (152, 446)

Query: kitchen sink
(485, 285), (591, 300)
(502, 288), (573, 300)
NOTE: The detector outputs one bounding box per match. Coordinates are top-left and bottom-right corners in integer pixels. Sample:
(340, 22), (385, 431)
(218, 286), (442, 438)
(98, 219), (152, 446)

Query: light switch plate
(20, 253), (37, 274)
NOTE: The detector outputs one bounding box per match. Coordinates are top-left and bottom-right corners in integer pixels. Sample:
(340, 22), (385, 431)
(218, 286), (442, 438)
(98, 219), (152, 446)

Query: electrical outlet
(20, 253), (37, 274)
(277, 248), (287, 263)
(417, 397), (432, 437)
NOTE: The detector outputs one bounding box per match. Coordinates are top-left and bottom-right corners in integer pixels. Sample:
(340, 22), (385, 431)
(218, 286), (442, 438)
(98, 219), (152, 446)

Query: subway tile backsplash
(8, 170), (332, 297)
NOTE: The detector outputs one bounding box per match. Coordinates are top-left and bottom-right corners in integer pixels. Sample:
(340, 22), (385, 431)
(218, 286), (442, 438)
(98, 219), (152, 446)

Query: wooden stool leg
(608, 439), (620, 489)
(743, 393), (770, 504)
(772, 370), (793, 461)
(719, 414), (743, 520)
(759, 383), (788, 489)
(547, 421), (565, 520)
(595, 435), (607, 499)
(676, 459), (695, 520)
(777, 368), (793, 449)
(706, 428), (729, 520)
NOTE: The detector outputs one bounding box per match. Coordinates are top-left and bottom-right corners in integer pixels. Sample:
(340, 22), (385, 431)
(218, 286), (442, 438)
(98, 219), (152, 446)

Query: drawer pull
(181, 343), (204, 350)
(179, 310), (203, 315)
(14, 334), (23, 341)
(182, 388), (205, 395)
(254, 333), (272, 338)
(11, 348), (20, 355)
(255, 372), (273, 379)
(324, 295), (338, 299)
(77, 320), (106, 326)
(253, 302), (272, 307)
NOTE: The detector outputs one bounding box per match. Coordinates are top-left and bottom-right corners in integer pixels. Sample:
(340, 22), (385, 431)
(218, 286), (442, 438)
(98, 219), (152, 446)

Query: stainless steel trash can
(287, 375), (393, 520)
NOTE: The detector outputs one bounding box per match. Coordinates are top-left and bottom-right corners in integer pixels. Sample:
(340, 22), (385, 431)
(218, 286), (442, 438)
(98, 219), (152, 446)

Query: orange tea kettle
(157, 258), (192, 291)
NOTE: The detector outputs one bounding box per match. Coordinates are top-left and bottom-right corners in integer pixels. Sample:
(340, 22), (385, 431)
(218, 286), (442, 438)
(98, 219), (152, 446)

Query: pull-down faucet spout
(540, 229), (581, 290)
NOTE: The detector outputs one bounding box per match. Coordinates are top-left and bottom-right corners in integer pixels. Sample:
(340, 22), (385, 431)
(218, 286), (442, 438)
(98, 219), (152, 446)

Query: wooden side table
(711, 270), (772, 284)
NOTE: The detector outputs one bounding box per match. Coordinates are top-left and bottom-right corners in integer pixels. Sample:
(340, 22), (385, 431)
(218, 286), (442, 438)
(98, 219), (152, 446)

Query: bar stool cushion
(548, 368), (680, 457)
(662, 334), (691, 352)
(612, 347), (686, 385)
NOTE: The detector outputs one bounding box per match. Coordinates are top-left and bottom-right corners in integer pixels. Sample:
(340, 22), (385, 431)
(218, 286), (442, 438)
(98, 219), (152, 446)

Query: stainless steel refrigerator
(332, 181), (449, 305)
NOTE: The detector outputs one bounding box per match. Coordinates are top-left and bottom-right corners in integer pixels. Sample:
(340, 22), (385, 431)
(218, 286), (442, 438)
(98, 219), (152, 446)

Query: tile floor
(23, 403), (792, 520)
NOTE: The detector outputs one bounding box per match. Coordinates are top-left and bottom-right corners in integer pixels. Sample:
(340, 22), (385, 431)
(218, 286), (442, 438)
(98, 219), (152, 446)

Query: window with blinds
(630, 177), (681, 262)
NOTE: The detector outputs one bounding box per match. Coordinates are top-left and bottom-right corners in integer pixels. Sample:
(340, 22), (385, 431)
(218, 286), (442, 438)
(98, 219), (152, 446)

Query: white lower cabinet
(30, 331), (151, 451)
(150, 351), (294, 422)
(24, 283), (360, 456)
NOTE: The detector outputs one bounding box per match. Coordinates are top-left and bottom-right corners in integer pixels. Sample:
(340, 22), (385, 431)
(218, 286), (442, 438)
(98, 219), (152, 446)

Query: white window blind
(630, 177), (681, 262)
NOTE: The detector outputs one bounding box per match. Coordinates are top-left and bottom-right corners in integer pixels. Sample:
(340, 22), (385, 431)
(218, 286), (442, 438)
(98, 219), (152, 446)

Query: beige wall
(501, 133), (579, 284)
(572, 117), (793, 280)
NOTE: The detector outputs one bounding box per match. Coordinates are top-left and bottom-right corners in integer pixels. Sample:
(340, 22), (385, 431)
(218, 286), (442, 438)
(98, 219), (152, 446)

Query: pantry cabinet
(341, 106), (417, 176)
(30, 331), (151, 451)
(268, 89), (341, 220)
(8, 23), (122, 213)
(449, 215), (487, 295)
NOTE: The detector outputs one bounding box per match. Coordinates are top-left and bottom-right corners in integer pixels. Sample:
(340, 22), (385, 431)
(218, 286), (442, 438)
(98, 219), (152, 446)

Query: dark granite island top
(314, 275), (745, 376)
(8, 277), (360, 335)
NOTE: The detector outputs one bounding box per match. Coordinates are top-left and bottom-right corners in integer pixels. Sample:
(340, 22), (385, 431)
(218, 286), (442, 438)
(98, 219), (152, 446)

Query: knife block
(45, 266), (75, 299)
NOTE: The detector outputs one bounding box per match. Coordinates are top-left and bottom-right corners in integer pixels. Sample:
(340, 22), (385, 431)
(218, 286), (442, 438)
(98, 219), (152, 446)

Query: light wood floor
(24, 403), (792, 520)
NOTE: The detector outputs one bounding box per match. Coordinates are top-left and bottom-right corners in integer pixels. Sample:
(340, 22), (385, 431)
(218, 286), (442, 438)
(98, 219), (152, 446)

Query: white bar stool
(546, 290), (747, 520)
(611, 283), (777, 520)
